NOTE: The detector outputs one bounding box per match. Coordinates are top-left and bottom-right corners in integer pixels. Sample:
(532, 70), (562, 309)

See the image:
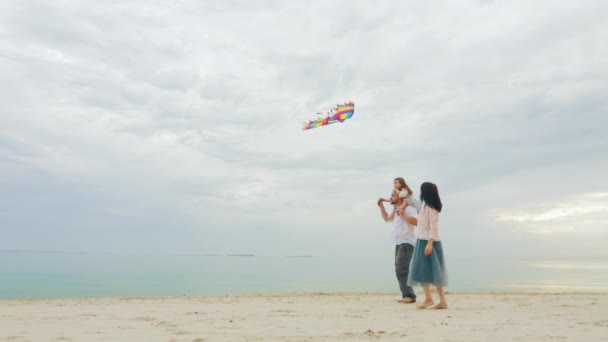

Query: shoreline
(2, 290), (608, 302)
(2, 293), (607, 341)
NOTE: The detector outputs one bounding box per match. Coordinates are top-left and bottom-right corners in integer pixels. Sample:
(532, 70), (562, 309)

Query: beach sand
(1, 293), (607, 341)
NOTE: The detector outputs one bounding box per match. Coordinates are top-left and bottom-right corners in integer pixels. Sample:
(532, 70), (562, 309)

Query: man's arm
(377, 199), (395, 222)
(397, 206), (418, 226)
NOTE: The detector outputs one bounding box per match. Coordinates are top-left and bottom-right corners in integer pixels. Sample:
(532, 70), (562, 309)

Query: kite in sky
(302, 101), (355, 131)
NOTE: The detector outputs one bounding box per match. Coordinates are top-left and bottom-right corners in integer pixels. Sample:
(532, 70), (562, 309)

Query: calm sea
(1, 250), (607, 299)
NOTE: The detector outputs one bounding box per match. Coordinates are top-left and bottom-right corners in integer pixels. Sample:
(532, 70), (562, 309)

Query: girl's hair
(394, 177), (413, 196)
(420, 182), (442, 212)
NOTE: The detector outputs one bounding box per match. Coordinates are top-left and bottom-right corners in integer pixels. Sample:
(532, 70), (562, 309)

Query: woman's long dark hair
(420, 182), (442, 212)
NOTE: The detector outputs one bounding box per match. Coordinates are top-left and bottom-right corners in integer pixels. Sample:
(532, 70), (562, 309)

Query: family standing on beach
(377, 178), (448, 309)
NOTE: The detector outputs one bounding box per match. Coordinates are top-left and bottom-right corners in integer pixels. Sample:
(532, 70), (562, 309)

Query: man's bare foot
(401, 297), (416, 304)
(416, 300), (434, 309)
(431, 303), (448, 309)
(396, 298), (406, 303)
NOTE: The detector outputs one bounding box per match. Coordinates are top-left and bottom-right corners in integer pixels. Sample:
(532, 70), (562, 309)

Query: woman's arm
(428, 207), (440, 241)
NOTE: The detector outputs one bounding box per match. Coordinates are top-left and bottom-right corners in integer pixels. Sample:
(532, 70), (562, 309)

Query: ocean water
(1, 250), (607, 299)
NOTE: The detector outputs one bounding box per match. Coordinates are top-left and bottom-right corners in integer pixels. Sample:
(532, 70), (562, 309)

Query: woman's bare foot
(431, 303), (448, 309)
(416, 300), (434, 309)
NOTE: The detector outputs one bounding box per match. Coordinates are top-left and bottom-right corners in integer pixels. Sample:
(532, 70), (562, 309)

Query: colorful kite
(302, 101), (355, 131)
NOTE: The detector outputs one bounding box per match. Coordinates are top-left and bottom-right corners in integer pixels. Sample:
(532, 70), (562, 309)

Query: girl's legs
(416, 284), (434, 309)
(431, 287), (448, 309)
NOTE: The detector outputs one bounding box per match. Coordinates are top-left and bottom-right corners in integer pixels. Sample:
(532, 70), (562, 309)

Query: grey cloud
(1, 0), (607, 257)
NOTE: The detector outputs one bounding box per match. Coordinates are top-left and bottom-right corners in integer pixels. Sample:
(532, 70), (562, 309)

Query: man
(377, 189), (419, 303)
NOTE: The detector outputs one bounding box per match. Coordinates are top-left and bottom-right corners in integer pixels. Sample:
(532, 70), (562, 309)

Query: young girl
(381, 178), (421, 212)
(408, 182), (448, 309)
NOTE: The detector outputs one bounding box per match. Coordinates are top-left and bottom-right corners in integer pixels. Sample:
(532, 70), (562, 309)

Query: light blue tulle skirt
(407, 239), (448, 287)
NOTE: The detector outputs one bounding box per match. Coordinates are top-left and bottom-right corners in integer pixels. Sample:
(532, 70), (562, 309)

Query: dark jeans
(395, 243), (416, 300)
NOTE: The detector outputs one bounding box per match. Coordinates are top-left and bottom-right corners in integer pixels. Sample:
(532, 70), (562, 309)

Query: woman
(408, 182), (448, 309)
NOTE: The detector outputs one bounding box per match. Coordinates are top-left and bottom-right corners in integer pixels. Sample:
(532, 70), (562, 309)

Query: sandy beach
(1, 293), (607, 341)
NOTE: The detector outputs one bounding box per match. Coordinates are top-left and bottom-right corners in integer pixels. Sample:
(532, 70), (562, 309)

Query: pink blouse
(415, 204), (440, 241)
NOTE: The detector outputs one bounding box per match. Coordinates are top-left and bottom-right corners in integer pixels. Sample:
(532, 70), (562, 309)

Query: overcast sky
(1, 0), (607, 259)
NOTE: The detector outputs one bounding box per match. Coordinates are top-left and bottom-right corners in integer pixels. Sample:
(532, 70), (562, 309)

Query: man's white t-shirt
(394, 205), (418, 246)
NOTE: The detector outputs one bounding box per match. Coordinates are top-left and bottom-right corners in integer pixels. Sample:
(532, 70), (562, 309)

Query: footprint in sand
(363, 329), (386, 336)
(155, 321), (181, 333)
(173, 331), (192, 336)
(272, 309), (295, 313)
(156, 321), (177, 328)
(134, 316), (157, 322)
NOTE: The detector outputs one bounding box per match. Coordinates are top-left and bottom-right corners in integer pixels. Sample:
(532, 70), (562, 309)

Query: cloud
(1, 0), (607, 257)
(489, 193), (608, 234)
